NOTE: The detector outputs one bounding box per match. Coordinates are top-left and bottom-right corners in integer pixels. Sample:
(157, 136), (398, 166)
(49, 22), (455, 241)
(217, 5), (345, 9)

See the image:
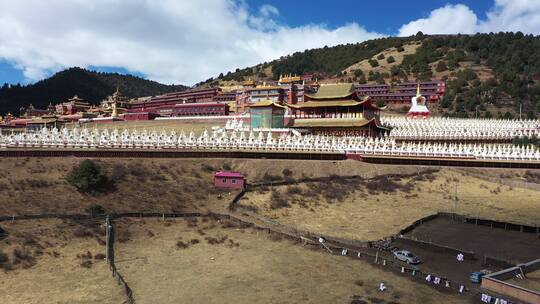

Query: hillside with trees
(204, 32), (540, 119)
(0, 67), (187, 115)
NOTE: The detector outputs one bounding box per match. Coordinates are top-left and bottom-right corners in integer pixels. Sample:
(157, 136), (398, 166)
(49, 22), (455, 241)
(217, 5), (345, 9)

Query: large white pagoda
(407, 84), (430, 118)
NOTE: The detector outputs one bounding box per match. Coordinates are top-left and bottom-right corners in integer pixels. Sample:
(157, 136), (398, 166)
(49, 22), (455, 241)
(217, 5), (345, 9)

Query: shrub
(386, 56), (395, 63)
(111, 164), (128, 180)
(377, 53), (385, 60)
(0, 226), (6, 240)
(22, 233), (37, 246)
(176, 241), (189, 249)
(0, 251), (11, 270)
(369, 59), (379, 67)
(435, 60), (448, 72)
(127, 163), (147, 181)
(282, 168), (293, 177)
(236, 203), (259, 213)
(73, 227), (93, 238)
(26, 179), (49, 188)
(270, 190), (289, 209)
(0, 251), (9, 264)
(85, 204), (106, 216)
(262, 172), (281, 182)
(66, 160), (110, 194)
(80, 260), (93, 268)
(12, 248), (36, 269)
(287, 186), (303, 195)
(396, 46), (405, 52)
(187, 218), (198, 227)
(202, 164), (217, 172)
(149, 173), (167, 181)
(222, 163), (232, 171)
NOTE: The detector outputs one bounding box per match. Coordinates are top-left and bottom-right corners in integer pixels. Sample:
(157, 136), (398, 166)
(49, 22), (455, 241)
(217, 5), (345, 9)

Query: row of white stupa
(382, 116), (540, 140)
(1, 126), (539, 161)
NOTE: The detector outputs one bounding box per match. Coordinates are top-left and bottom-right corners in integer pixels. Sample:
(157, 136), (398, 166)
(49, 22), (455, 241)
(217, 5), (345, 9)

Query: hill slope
(205, 32), (540, 119)
(0, 67), (188, 115)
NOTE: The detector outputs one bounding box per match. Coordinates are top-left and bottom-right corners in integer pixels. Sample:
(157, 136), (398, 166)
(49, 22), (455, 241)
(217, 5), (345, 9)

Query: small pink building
(213, 171), (245, 189)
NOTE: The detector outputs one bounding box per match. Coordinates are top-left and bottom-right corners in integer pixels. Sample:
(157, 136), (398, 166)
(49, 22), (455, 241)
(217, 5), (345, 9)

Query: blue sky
(0, 0), (538, 86)
(246, 0), (492, 33)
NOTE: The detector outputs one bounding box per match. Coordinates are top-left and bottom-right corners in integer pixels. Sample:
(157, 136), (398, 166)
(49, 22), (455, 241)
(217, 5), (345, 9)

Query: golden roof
(245, 85), (281, 92)
(304, 83), (355, 100)
(279, 74), (302, 83)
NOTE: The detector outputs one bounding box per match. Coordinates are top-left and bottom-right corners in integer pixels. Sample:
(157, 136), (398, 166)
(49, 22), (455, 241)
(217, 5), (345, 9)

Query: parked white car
(393, 250), (421, 264)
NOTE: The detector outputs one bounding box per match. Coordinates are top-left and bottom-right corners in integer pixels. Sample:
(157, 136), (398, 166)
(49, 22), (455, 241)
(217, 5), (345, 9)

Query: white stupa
(407, 84), (430, 118)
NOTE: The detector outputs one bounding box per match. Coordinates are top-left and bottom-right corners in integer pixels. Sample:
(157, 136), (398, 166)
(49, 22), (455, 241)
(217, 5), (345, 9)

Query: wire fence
(0, 210), (527, 303)
(105, 215), (135, 304)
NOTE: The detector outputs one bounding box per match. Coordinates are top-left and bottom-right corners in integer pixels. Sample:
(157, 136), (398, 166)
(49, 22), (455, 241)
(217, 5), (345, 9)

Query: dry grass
(343, 42), (421, 76)
(0, 219), (123, 304)
(0, 157), (235, 215)
(0, 158), (421, 216)
(115, 218), (466, 304)
(242, 168), (540, 241)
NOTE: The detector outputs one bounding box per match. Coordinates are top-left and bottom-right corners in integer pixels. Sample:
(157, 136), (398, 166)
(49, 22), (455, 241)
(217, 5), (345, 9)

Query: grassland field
(0, 156), (539, 303)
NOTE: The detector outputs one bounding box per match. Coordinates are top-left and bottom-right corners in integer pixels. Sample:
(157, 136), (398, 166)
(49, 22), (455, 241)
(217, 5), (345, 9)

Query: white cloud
(259, 4), (279, 17)
(478, 0), (540, 33)
(398, 1), (540, 37)
(4, 1), (540, 85)
(398, 4), (478, 36)
(0, 0), (382, 85)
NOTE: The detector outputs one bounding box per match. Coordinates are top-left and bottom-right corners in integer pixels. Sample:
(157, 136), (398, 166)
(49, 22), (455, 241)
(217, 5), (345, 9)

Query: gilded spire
(416, 83), (421, 96)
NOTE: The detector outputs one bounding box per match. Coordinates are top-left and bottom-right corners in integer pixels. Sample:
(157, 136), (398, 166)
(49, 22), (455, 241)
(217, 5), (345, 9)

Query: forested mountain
(204, 32), (540, 119)
(0, 67), (187, 115)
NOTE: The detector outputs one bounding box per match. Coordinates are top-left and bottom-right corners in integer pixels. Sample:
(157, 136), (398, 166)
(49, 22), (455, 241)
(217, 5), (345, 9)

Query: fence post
(105, 215), (110, 264)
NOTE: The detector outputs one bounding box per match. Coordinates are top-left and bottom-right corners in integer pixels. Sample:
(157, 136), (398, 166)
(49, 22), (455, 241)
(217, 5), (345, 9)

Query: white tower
(407, 83), (430, 118)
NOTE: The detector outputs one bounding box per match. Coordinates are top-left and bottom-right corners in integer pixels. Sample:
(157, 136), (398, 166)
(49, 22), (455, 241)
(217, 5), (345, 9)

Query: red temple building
(356, 80), (445, 105)
(236, 84), (285, 113)
(213, 171), (245, 189)
(172, 102), (229, 116)
(235, 76), (305, 113)
(20, 103), (55, 118)
(129, 87), (221, 113)
(55, 95), (92, 115)
(124, 87), (233, 117)
(212, 91), (237, 103)
(278, 74), (305, 106)
(287, 83), (386, 136)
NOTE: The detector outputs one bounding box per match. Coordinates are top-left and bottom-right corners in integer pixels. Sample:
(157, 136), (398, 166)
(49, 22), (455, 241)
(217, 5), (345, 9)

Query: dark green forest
(399, 33), (540, 119)
(210, 32), (540, 118)
(0, 67), (187, 115)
